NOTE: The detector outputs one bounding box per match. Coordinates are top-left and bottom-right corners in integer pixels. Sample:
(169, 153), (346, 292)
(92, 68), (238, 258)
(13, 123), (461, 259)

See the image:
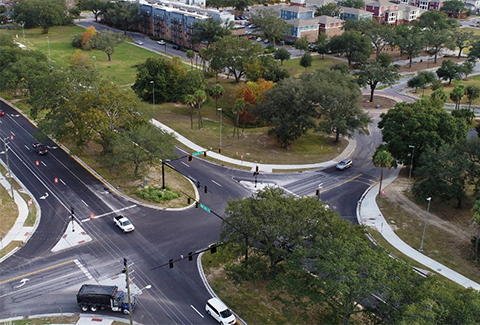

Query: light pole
(20, 22), (25, 44)
(46, 36), (51, 61)
(419, 197), (432, 252)
(92, 56), (96, 70)
(150, 80), (155, 115)
(218, 108), (222, 148)
(2, 136), (14, 201)
(407, 145), (415, 192)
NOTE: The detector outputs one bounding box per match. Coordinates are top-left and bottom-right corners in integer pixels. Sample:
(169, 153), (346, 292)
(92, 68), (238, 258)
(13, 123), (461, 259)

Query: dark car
(336, 159), (352, 171)
(32, 142), (48, 155)
(172, 45), (180, 50)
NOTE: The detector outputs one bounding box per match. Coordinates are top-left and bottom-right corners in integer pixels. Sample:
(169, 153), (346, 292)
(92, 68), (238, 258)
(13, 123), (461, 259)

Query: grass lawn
(0, 165), (19, 239)
(412, 75), (480, 107)
(376, 169), (480, 283)
(280, 53), (337, 78)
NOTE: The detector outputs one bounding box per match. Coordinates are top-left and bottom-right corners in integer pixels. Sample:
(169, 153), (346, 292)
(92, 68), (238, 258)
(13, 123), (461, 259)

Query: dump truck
(76, 284), (136, 315)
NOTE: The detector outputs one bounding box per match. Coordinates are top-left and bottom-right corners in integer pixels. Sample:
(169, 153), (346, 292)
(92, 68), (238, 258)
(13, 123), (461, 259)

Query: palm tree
(193, 90), (207, 129)
(372, 149), (394, 195)
(184, 94), (196, 129)
(210, 84), (225, 115)
(186, 50), (195, 69)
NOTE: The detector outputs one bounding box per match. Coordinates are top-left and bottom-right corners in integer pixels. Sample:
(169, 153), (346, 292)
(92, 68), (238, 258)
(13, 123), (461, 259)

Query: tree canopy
(249, 8), (292, 44)
(378, 99), (469, 166)
(355, 60), (400, 102)
(13, 0), (69, 33)
(190, 17), (234, 48)
(328, 30), (372, 65)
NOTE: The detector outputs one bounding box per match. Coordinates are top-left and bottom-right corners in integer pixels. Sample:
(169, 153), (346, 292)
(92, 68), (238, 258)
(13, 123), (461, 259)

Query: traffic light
(204, 186), (208, 194)
(197, 181), (200, 188)
(188, 252), (193, 261)
(169, 259), (174, 269)
(195, 201), (199, 209)
(188, 155), (193, 162)
(316, 189), (320, 196)
(218, 147), (221, 154)
(256, 165), (259, 173)
(187, 197), (191, 204)
(203, 151), (207, 157)
(122, 258), (127, 273)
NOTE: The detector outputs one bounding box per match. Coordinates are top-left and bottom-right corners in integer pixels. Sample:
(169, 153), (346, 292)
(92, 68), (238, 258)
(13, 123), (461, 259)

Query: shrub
(135, 186), (180, 203)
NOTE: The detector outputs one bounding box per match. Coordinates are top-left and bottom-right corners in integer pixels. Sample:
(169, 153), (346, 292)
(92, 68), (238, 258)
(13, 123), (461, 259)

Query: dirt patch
(397, 56), (466, 73)
(381, 172), (472, 240)
(359, 95), (397, 110)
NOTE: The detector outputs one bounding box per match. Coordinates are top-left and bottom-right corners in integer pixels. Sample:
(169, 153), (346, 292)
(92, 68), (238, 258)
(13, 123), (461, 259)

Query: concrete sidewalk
(357, 168), (480, 290)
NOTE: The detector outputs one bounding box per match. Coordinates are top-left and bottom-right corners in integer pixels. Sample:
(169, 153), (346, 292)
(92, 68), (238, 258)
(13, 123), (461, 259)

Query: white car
(263, 39), (269, 44)
(336, 159), (353, 171)
(135, 40), (143, 45)
(256, 37), (262, 42)
(158, 40), (165, 45)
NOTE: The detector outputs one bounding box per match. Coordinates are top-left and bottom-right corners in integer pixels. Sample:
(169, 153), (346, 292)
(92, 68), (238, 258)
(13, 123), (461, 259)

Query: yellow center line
(0, 260), (74, 285)
(318, 174), (363, 194)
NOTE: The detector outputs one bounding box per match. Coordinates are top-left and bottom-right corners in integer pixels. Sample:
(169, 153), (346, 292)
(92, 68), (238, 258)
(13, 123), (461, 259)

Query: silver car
(336, 159), (352, 170)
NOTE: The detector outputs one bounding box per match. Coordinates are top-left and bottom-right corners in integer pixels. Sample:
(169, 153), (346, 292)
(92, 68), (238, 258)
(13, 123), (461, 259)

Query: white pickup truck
(113, 215), (135, 233)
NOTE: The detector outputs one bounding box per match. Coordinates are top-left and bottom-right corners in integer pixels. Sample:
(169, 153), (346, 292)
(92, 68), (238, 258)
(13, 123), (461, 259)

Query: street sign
(192, 151), (204, 156)
(200, 203), (210, 213)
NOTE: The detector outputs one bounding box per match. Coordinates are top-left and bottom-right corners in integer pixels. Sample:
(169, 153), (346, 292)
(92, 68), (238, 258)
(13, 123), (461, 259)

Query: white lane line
(181, 161), (190, 167)
(74, 259), (94, 281)
(59, 179), (66, 185)
(10, 131), (15, 136)
(81, 199), (89, 207)
(41, 161), (47, 167)
(211, 180), (222, 187)
(24, 145), (29, 150)
(81, 204), (137, 222)
(190, 305), (204, 318)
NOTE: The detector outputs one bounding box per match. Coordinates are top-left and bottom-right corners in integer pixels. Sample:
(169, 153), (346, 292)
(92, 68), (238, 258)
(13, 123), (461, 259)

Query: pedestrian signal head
(188, 155), (193, 162)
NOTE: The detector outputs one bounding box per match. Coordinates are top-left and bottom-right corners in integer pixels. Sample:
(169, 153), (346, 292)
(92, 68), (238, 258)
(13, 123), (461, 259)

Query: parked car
(135, 40), (143, 45)
(263, 39), (269, 44)
(336, 159), (353, 171)
(308, 44), (318, 51)
(248, 35), (254, 39)
(256, 37), (262, 42)
(157, 40), (165, 45)
(172, 45), (180, 50)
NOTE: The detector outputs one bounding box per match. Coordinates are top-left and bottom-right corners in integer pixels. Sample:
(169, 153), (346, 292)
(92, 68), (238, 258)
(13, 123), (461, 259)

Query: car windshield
(122, 220), (131, 226)
(338, 162), (345, 166)
(220, 309), (232, 318)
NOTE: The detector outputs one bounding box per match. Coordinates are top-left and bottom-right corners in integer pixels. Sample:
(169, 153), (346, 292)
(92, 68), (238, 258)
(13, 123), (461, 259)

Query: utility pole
(124, 258), (134, 325)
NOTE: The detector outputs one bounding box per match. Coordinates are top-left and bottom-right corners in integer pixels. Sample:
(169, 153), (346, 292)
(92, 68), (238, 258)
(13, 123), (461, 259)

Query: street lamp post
(407, 145), (415, 192)
(218, 108), (222, 148)
(46, 36), (51, 61)
(150, 80), (155, 115)
(92, 56), (97, 70)
(2, 136), (14, 201)
(419, 197), (432, 252)
(21, 22), (25, 44)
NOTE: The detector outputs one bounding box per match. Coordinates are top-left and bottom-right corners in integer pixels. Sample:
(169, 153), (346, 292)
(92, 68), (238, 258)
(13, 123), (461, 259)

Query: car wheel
(207, 310), (211, 315)
(123, 308), (130, 315)
(81, 305), (88, 312)
(90, 305), (98, 312)
(123, 229), (126, 233)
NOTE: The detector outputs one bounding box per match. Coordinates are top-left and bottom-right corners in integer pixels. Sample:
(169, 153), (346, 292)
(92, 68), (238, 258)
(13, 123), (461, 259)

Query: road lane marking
(211, 180), (221, 187)
(0, 260), (74, 285)
(59, 178), (66, 185)
(81, 199), (89, 207)
(81, 204), (137, 222)
(41, 161), (47, 167)
(328, 174), (363, 192)
(74, 259), (94, 280)
(190, 305), (204, 318)
(181, 161), (190, 167)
